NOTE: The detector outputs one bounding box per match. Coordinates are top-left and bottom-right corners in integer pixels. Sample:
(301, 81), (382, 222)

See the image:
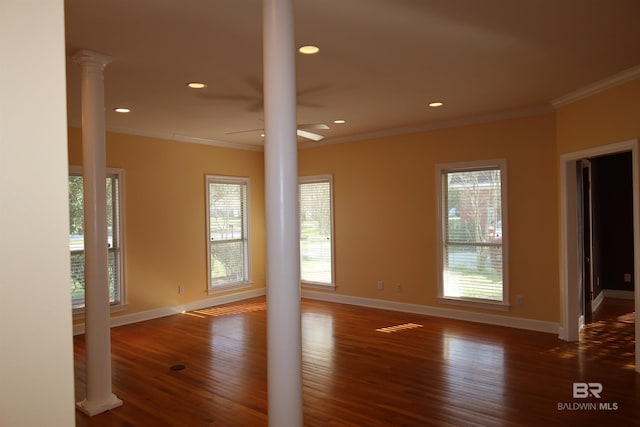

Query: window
(436, 160), (508, 307)
(68, 168), (124, 310)
(206, 175), (249, 291)
(299, 175), (334, 287)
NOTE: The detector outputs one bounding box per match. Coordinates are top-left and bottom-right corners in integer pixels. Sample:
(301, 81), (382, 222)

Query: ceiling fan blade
(227, 122), (327, 140)
(297, 129), (324, 141)
(225, 128), (264, 135)
(298, 123), (329, 130)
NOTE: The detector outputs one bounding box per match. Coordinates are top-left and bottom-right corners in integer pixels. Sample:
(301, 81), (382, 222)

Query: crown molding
(302, 104), (554, 148)
(67, 121), (264, 152)
(68, 63), (640, 152)
(551, 64), (640, 108)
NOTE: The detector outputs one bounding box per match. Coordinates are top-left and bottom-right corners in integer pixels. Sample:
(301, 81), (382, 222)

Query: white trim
(301, 282), (336, 291)
(67, 66), (639, 152)
(205, 174), (251, 291)
(73, 303), (128, 320)
(70, 105), (554, 153)
(559, 138), (639, 373)
(76, 394), (122, 416)
(591, 291), (604, 313)
(68, 123), (264, 152)
(207, 281), (252, 295)
(435, 159), (509, 307)
(551, 65), (640, 108)
(68, 167), (127, 311)
(437, 296), (510, 312)
(299, 174), (335, 287)
(302, 290), (559, 334)
(602, 289), (635, 300)
(73, 287), (266, 335)
(300, 105), (554, 148)
(73, 286), (560, 336)
(559, 153), (581, 341)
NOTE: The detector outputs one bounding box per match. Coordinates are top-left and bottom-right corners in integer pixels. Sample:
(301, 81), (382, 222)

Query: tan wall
(1, 1), (76, 424)
(299, 114), (560, 322)
(65, 77), (640, 330)
(70, 84), (640, 326)
(68, 128), (266, 317)
(556, 79), (640, 154)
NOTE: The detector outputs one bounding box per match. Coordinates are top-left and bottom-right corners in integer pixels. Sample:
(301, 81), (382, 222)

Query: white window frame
(435, 159), (509, 310)
(299, 174), (335, 289)
(69, 166), (127, 314)
(206, 175), (251, 293)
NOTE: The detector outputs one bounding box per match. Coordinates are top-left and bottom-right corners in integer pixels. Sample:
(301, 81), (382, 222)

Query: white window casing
(436, 159), (509, 310)
(299, 174), (335, 289)
(206, 175), (250, 293)
(69, 166), (126, 313)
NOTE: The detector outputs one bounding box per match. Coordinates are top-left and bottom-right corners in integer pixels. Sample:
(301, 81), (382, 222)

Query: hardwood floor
(74, 297), (639, 426)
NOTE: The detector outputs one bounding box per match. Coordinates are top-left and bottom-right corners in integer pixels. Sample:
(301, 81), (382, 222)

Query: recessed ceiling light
(113, 108), (130, 113)
(429, 102), (444, 108)
(333, 119), (346, 124)
(298, 45), (319, 55)
(186, 82), (207, 89)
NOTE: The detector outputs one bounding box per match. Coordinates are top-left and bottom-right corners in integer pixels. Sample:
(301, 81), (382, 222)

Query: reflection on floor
(546, 298), (635, 370)
(184, 301), (267, 318)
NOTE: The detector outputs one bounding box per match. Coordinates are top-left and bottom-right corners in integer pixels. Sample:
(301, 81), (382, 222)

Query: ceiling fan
(227, 122), (330, 141)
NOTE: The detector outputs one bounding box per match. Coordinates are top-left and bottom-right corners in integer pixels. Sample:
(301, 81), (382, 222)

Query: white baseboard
(74, 287), (561, 336)
(73, 288), (266, 335)
(602, 289), (635, 300)
(301, 290), (560, 334)
(591, 291), (605, 312)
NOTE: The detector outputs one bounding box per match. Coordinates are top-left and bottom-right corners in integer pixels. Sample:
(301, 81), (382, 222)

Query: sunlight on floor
(183, 301), (267, 318)
(545, 310), (636, 370)
(376, 323), (423, 333)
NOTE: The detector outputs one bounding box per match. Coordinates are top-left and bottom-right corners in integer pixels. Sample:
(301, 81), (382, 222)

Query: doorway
(560, 139), (639, 373)
(578, 159), (593, 326)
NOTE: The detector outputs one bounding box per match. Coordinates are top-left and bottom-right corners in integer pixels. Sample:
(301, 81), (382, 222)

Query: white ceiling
(64, 0), (640, 149)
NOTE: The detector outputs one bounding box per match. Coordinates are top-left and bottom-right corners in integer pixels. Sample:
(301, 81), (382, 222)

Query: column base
(76, 393), (123, 416)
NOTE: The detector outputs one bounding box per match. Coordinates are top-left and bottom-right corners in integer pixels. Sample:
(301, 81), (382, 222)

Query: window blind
(442, 167), (504, 302)
(299, 179), (333, 285)
(208, 179), (248, 287)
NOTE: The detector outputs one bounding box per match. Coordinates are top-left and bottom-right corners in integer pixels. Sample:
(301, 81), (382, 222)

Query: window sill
(301, 281), (336, 291)
(73, 303), (128, 319)
(208, 281), (252, 295)
(437, 297), (510, 311)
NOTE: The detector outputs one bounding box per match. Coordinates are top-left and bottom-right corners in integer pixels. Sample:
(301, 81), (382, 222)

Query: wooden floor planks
(74, 297), (638, 426)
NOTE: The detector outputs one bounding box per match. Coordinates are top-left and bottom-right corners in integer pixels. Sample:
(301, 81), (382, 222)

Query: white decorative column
(73, 49), (123, 416)
(262, 0), (304, 426)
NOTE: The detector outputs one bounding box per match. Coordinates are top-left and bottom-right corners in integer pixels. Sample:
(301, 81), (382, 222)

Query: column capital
(72, 49), (112, 68)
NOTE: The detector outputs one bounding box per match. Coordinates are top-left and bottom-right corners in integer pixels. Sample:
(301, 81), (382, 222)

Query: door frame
(559, 138), (639, 372)
(578, 159), (594, 326)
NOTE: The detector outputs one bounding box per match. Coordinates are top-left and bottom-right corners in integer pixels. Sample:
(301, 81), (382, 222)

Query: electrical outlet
(395, 283), (402, 293)
(377, 280), (384, 290)
(178, 284), (185, 294)
(516, 295), (524, 305)
(624, 273), (632, 283)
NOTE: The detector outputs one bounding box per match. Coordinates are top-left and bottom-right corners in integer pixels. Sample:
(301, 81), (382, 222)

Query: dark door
(580, 159), (593, 324)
